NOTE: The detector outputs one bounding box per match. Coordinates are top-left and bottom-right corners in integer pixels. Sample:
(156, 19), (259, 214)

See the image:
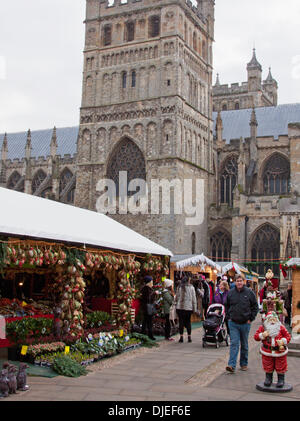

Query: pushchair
(202, 303), (229, 349)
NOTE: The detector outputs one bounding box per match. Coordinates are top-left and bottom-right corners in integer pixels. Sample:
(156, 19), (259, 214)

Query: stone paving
(5, 319), (300, 401)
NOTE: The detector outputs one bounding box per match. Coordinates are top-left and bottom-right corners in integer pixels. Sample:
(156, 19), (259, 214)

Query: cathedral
(0, 0), (299, 282)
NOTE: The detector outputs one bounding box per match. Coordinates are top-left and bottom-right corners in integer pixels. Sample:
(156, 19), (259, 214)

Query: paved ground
(5, 319), (300, 401)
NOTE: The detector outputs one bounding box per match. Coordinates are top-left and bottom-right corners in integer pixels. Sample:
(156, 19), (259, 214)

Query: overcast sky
(0, 0), (299, 133)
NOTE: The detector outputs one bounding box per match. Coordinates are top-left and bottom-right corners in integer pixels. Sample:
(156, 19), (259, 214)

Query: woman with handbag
(162, 279), (175, 341)
(140, 276), (158, 340)
(175, 276), (197, 343)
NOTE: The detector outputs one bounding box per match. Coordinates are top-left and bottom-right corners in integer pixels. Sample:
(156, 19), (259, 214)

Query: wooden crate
(292, 269), (300, 331)
(111, 303), (135, 324)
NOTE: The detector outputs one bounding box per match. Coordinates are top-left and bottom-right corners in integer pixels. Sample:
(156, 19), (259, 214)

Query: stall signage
(21, 345), (28, 356)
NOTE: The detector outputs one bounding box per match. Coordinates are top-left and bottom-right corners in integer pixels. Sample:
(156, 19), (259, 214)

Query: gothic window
(191, 232), (196, 254)
(220, 155), (238, 207)
(67, 187), (75, 204)
(262, 153), (290, 195)
(7, 171), (23, 191)
(59, 168), (73, 194)
(193, 32), (197, 51)
(149, 16), (160, 38)
(41, 187), (53, 199)
(104, 25), (112, 46)
(122, 72), (127, 89)
(131, 70), (136, 88)
(32, 170), (47, 194)
(107, 137), (146, 197)
(251, 224), (280, 276)
(125, 21), (135, 42)
(235, 102), (240, 110)
(222, 104), (227, 111)
(210, 231), (232, 262)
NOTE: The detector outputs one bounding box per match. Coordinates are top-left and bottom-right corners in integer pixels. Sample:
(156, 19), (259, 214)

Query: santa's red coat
(254, 324), (291, 373)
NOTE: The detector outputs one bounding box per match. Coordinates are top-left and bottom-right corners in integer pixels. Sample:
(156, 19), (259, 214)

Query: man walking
(226, 274), (259, 373)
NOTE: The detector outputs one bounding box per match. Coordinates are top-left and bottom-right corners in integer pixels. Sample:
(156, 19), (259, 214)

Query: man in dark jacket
(225, 274), (258, 373)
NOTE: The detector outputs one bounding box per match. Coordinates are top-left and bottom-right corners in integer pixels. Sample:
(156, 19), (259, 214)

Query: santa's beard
(264, 320), (281, 337)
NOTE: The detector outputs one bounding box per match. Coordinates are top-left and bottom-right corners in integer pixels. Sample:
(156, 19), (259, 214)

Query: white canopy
(219, 262), (245, 275)
(285, 258), (300, 267)
(175, 253), (221, 272)
(0, 188), (172, 256)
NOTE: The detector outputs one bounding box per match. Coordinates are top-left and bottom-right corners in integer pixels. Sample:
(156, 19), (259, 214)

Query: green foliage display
(6, 317), (53, 344)
(85, 311), (114, 328)
(131, 332), (159, 348)
(52, 355), (88, 377)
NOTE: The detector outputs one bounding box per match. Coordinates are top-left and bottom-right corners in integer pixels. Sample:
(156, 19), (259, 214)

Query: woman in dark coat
(140, 276), (158, 340)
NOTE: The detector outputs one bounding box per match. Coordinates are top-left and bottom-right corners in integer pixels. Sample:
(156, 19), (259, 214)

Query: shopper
(283, 282), (293, 327)
(213, 280), (230, 334)
(162, 279), (175, 341)
(225, 274), (259, 373)
(140, 276), (158, 340)
(175, 276), (197, 343)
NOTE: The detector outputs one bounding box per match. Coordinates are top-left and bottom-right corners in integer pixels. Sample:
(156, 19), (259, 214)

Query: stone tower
(75, 0), (215, 254)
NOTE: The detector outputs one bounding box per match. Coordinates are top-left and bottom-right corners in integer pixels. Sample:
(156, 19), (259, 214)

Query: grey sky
(0, 0), (299, 133)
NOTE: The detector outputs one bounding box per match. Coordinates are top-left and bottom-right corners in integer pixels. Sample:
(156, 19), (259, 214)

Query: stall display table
(0, 314), (54, 348)
(91, 298), (140, 317)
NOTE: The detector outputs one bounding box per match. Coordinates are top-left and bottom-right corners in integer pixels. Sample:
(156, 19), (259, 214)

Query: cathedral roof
(213, 103), (300, 143)
(0, 126), (78, 160)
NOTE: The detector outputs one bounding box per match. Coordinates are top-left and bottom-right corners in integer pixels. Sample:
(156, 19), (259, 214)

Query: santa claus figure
(254, 311), (291, 388)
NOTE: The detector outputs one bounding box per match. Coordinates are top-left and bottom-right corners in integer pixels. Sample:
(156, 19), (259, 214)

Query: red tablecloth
(91, 298), (140, 316)
(0, 314), (54, 348)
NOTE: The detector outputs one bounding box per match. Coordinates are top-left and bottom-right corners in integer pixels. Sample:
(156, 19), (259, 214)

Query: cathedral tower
(75, 0), (215, 254)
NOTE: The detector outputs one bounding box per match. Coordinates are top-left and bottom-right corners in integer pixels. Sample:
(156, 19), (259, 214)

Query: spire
(250, 107), (258, 127)
(1, 133), (8, 161)
(215, 73), (220, 86)
(247, 48), (262, 71)
(216, 111), (223, 144)
(25, 129), (32, 160)
(50, 126), (58, 157)
(265, 67), (274, 83)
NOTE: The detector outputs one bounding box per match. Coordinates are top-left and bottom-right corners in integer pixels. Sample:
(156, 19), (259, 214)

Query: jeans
(228, 320), (251, 369)
(177, 309), (192, 335)
(164, 314), (171, 339)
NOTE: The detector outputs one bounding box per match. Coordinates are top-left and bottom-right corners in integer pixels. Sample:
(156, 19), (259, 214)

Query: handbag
(146, 303), (156, 316)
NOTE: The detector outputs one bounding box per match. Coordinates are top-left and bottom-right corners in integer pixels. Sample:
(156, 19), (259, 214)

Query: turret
(1, 133), (8, 161)
(263, 67), (278, 105)
(247, 49), (262, 92)
(25, 129), (32, 161)
(50, 126), (58, 158)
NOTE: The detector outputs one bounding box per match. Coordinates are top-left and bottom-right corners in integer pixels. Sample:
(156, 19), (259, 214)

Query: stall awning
(218, 261), (249, 276)
(173, 253), (221, 272)
(285, 258), (300, 267)
(0, 188), (172, 256)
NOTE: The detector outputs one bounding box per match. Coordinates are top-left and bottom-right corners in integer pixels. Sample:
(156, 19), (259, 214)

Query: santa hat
(263, 311), (279, 322)
(163, 278), (173, 289)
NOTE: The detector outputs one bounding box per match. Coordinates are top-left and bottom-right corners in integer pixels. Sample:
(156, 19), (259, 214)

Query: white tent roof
(285, 258), (300, 267)
(0, 188), (172, 256)
(175, 253), (221, 272)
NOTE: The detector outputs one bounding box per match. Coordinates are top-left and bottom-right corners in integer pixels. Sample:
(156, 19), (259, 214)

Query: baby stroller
(202, 303), (229, 349)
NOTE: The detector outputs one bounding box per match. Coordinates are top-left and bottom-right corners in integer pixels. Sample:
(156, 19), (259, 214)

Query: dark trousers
(164, 314), (171, 339)
(177, 309), (192, 336)
(285, 308), (291, 326)
(142, 314), (153, 338)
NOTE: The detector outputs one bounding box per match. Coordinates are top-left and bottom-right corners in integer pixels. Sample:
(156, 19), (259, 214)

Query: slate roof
(213, 103), (300, 144)
(0, 126), (79, 160)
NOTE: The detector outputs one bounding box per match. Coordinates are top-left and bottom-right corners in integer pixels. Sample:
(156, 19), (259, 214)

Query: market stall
(170, 254), (221, 321)
(282, 258), (300, 333)
(0, 187), (172, 352)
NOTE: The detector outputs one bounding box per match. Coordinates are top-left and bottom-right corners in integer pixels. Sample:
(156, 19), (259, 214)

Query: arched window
(125, 21), (135, 42)
(262, 153), (290, 195)
(41, 187), (53, 199)
(59, 168), (73, 194)
(122, 72), (127, 89)
(235, 102), (240, 110)
(7, 171), (24, 192)
(193, 32), (197, 51)
(67, 187), (75, 204)
(107, 137), (146, 197)
(103, 25), (112, 46)
(222, 104), (227, 111)
(32, 170), (47, 194)
(220, 155), (238, 206)
(191, 232), (196, 254)
(251, 224), (280, 276)
(210, 230), (232, 262)
(149, 16), (160, 38)
(131, 70), (136, 87)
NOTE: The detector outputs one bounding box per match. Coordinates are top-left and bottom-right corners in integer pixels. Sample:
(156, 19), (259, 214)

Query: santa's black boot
(276, 374), (285, 388)
(264, 372), (273, 387)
